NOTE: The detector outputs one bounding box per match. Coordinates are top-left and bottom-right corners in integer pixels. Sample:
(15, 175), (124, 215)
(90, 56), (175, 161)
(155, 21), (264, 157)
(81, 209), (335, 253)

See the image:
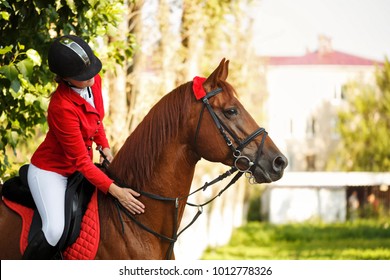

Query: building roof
(266, 50), (383, 66)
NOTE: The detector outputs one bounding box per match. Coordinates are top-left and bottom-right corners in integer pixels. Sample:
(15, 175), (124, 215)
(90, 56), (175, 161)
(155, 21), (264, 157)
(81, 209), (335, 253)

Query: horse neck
(98, 141), (199, 259)
(98, 83), (202, 258)
(145, 139), (198, 196)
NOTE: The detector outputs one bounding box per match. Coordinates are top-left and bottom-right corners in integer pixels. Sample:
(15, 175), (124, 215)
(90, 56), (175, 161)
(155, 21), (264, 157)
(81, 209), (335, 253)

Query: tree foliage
(0, 0), (265, 179)
(0, 0), (134, 178)
(333, 59), (390, 171)
(0, 44), (51, 176)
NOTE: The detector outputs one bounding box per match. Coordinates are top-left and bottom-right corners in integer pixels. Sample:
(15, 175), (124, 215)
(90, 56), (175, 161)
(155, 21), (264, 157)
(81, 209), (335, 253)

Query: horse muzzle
(251, 154), (288, 183)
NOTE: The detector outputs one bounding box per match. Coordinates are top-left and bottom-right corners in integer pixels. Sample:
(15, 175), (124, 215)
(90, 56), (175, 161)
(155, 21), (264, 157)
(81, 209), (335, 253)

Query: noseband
(194, 86), (268, 182)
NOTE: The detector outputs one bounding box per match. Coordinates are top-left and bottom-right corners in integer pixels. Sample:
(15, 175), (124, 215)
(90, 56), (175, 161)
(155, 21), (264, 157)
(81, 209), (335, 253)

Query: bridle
(102, 80), (268, 259)
(194, 85), (268, 182)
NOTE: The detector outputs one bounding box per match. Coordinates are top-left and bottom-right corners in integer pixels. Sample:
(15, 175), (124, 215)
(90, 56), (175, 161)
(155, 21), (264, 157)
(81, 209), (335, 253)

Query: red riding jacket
(31, 74), (113, 193)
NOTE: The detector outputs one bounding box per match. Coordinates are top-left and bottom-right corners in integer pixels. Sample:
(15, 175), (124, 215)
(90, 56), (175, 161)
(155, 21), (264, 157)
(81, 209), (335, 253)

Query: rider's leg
(23, 164), (67, 259)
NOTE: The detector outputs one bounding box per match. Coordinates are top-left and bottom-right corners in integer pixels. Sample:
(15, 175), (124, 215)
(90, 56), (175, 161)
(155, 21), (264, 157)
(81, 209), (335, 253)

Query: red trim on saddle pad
(2, 197), (33, 254)
(63, 189), (100, 260)
(2, 189), (100, 260)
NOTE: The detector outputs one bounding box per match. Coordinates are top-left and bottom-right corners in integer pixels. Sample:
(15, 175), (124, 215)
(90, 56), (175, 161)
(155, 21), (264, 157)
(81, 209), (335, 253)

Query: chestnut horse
(0, 59), (287, 259)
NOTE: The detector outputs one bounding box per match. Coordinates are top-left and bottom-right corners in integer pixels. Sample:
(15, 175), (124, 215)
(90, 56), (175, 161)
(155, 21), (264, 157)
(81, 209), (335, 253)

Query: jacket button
(95, 130), (98, 134)
(97, 120), (101, 125)
(87, 146), (92, 150)
(90, 136), (94, 141)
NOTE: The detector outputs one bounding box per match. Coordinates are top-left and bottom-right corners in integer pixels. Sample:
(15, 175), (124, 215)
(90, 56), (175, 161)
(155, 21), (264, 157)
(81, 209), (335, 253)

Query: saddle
(1, 164), (100, 259)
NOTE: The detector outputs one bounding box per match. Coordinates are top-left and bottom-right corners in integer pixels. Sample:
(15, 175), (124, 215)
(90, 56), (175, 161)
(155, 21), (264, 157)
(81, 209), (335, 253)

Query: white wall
(174, 161), (248, 260)
(265, 65), (376, 171)
(262, 186), (346, 224)
(261, 172), (390, 224)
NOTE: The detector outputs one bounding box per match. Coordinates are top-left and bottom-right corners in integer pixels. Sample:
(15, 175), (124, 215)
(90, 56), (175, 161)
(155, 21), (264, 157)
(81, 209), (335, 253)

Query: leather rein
(100, 85), (267, 259)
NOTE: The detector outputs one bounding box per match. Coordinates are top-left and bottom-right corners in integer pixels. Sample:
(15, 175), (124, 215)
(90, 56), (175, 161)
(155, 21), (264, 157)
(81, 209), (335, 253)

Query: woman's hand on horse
(108, 183), (145, 214)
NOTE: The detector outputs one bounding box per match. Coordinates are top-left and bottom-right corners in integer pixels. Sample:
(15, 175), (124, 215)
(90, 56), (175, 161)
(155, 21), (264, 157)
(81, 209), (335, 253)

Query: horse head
(191, 58), (288, 183)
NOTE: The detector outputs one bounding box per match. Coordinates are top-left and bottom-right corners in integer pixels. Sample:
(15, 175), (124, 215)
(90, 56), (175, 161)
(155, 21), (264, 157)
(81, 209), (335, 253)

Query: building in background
(262, 172), (390, 224)
(263, 35), (382, 171)
(260, 36), (388, 224)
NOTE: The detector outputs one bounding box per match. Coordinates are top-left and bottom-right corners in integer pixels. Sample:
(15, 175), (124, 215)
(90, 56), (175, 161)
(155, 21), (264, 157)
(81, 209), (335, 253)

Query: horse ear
(203, 58), (228, 93)
(220, 59), (229, 81)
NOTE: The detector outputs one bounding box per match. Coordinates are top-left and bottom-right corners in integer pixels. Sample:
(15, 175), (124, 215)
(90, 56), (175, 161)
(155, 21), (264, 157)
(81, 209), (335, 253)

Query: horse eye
(223, 108), (238, 119)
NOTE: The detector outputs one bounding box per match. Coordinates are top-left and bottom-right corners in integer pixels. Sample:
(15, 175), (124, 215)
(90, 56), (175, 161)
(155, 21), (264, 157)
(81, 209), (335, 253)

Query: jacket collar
(58, 82), (99, 114)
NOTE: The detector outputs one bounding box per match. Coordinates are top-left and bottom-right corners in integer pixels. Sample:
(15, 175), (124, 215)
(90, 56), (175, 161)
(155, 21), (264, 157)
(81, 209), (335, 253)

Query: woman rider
(24, 35), (145, 259)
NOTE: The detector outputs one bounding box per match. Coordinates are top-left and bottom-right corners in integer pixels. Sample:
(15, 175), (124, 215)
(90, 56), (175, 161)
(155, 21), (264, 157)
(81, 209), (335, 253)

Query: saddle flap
(58, 172), (94, 250)
(2, 164), (35, 209)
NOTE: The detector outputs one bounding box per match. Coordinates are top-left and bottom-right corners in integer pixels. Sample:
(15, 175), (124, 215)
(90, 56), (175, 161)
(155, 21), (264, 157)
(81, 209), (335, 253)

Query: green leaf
(0, 64), (18, 80)
(1, 0), (11, 9)
(0, 45), (13, 55)
(6, 130), (18, 148)
(16, 58), (34, 79)
(24, 93), (36, 105)
(11, 119), (20, 130)
(10, 79), (21, 94)
(0, 11), (10, 21)
(26, 49), (41, 66)
(17, 43), (25, 51)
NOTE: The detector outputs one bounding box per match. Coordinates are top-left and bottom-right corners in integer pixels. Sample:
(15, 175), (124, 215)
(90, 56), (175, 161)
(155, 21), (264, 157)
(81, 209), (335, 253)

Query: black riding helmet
(48, 35), (102, 81)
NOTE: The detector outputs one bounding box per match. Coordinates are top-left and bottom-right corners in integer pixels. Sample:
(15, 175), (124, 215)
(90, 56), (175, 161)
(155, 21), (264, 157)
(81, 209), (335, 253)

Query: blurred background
(1, 0), (390, 260)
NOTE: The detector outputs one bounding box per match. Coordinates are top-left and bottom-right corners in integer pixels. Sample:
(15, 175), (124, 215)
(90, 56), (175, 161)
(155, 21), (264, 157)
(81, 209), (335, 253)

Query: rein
(108, 165), (243, 259)
(98, 80), (267, 259)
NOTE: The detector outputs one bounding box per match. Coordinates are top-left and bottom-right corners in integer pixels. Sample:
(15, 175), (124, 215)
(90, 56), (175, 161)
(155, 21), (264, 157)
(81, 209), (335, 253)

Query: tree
(332, 59), (390, 171)
(0, 0), (267, 179)
(0, 0), (135, 179)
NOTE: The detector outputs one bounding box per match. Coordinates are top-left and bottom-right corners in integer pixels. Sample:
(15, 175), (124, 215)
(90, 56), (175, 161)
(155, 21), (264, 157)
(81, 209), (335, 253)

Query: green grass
(202, 220), (390, 260)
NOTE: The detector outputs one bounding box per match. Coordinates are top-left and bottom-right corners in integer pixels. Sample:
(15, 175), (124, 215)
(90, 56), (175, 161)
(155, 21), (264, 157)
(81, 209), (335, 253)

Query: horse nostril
(273, 156), (288, 172)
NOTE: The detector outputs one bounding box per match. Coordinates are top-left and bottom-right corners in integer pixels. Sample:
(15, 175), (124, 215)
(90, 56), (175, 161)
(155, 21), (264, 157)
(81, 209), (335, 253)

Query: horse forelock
(109, 82), (193, 190)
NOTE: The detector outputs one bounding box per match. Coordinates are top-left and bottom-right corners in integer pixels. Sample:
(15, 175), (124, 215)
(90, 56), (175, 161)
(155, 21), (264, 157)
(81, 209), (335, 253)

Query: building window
(332, 85), (346, 106)
(306, 117), (316, 138)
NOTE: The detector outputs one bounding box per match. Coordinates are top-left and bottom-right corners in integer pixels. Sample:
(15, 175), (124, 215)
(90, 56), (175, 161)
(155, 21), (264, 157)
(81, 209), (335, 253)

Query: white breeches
(27, 164), (67, 246)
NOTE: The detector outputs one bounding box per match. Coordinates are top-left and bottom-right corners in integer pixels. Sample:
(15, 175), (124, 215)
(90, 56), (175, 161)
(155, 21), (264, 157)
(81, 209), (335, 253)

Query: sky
(253, 0), (390, 61)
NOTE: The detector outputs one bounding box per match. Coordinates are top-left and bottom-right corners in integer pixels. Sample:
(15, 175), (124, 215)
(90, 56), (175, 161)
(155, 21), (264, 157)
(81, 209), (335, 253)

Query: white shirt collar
(71, 87), (95, 108)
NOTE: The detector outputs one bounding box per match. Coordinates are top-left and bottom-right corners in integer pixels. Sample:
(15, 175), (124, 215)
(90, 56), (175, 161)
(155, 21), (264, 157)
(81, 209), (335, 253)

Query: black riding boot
(22, 230), (59, 260)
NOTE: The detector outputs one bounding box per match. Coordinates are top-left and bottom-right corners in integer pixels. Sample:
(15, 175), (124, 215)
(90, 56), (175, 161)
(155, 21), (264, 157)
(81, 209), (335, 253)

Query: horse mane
(108, 79), (237, 191)
(108, 81), (192, 190)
